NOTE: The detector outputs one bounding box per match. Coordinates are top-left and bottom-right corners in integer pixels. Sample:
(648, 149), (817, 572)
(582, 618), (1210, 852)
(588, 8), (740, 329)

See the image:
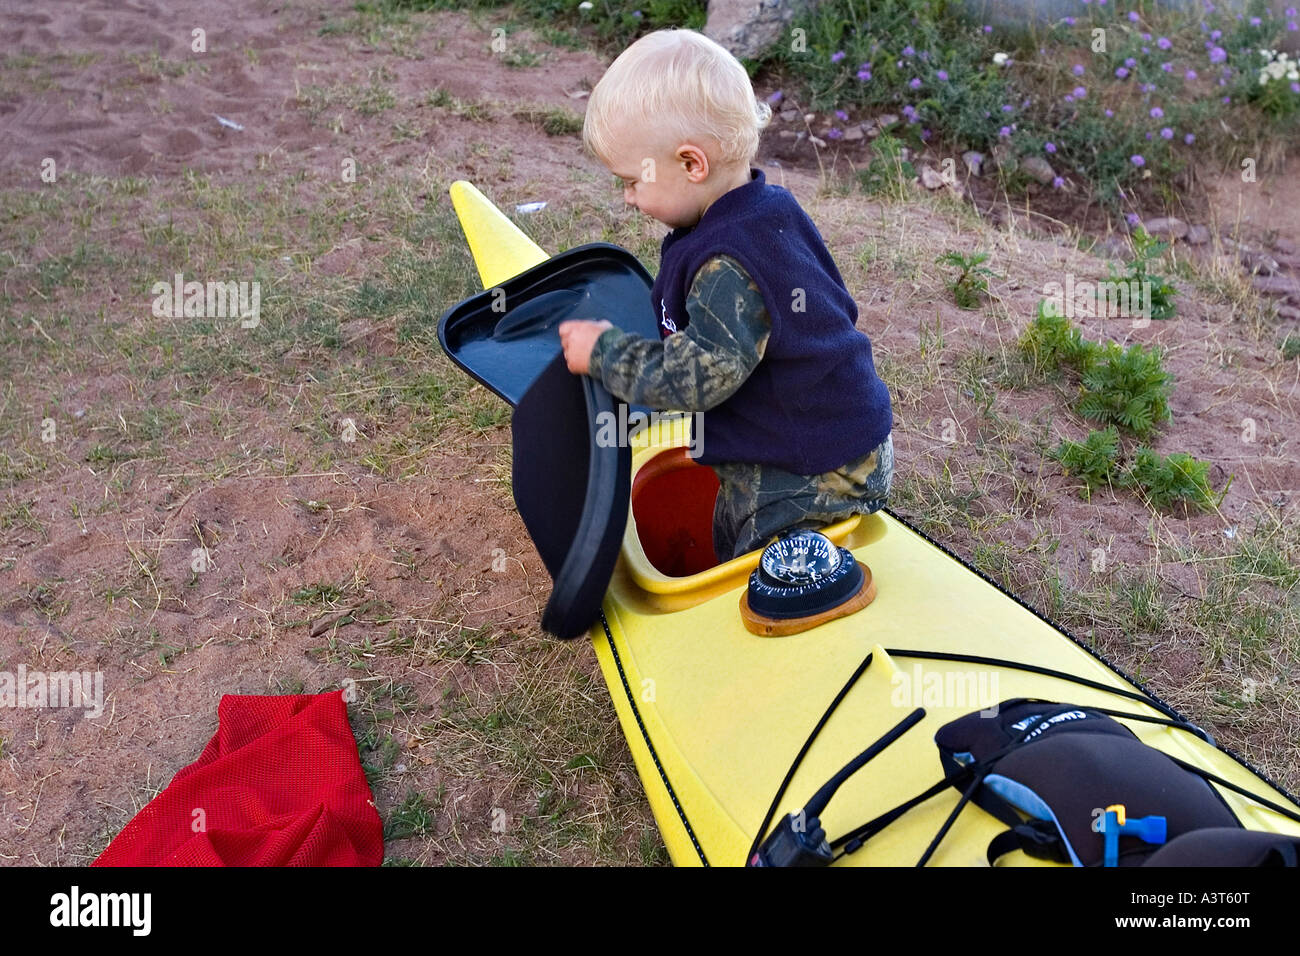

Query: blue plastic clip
(1100, 804), (1167, 867)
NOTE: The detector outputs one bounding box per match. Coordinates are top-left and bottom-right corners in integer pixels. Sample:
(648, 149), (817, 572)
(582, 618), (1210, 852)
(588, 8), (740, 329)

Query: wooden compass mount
(739, 561), (876, 637)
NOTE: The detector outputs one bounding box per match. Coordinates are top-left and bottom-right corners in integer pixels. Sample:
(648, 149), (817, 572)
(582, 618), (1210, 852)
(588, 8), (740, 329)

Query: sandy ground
(1, 0), (1297, 865)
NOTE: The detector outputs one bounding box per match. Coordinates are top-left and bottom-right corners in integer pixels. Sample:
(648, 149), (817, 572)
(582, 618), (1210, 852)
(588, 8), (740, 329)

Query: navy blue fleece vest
(650, 167), (892, 474)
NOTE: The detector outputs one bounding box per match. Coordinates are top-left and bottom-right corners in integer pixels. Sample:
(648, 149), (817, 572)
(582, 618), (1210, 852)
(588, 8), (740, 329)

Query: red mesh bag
(94, 692), (383, 866)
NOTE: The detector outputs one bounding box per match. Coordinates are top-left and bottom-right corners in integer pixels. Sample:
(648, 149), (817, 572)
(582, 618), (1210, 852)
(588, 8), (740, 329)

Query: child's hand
(558, 319), (614, 375)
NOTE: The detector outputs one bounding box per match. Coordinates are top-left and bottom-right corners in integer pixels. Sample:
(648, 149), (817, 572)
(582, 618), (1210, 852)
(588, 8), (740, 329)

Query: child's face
(604, 130), (715, 230)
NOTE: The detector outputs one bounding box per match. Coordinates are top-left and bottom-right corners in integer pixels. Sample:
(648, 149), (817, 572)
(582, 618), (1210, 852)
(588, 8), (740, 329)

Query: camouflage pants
(710, 432), (894, 561)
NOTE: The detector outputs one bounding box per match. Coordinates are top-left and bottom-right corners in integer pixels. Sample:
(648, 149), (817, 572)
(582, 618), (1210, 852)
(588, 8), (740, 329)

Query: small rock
(803, 112), (815, 123)
(961, 150), (984, 176)
(876, 113), (899, 128)
(1242, 252), (1281, 275)
(779, 108), (799, 123)
(842, 124), (864, 142)
(866, 126), (880, 139)
(1273, 237), (1296, 255)
(1276, 304), (1300, 320)
(778, 130), (798, 140)
(1252, 275), (1300, 299)
(1184, 224), (1210, 245)
(919, 164), (945, 189)
(809, 135), (826, 148)
(990, 142), (1016, 172)
(1141, 216), (1188, 240)
(1020, 155), (1056, 185)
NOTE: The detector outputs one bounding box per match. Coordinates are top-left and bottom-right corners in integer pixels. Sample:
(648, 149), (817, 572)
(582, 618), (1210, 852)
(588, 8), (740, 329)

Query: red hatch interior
(630, 447), (721, 577)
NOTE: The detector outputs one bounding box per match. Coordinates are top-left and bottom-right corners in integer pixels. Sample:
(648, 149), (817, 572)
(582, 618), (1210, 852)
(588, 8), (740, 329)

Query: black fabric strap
(987, 819), (1073, 866)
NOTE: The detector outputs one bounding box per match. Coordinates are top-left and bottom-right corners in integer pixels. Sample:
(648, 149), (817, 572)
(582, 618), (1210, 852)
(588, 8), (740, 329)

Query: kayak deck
(592, 417), (1300, 866)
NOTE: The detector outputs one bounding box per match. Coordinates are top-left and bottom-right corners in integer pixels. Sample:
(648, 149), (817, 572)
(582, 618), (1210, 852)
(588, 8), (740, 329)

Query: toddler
(558, 28), (893, 562)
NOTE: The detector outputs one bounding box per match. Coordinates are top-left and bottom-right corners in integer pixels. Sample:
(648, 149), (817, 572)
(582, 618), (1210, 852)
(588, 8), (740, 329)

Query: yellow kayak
(439, 180), (1300, 867)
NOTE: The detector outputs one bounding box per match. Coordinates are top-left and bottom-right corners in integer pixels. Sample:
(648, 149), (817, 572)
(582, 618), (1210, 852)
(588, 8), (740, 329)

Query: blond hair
(583, 29), (772, 172)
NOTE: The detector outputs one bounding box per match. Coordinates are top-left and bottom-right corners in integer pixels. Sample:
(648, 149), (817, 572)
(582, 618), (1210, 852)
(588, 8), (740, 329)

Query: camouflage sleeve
(586, 255), (771, 412)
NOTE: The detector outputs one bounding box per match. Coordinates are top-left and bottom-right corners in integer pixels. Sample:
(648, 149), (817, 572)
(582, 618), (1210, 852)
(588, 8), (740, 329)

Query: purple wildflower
(1150, 106), (1164, 118)
(768, 90), (784, 104)
(857, 69), (872, 81)
(1209, 46), (1226, 63)
(1185, 68), (1198, 79)
(1126, 213), (1140, 227)
(1210, 29), (1221, 39)
(937, 69), (949, 81)
(1116, 66), (1130, 78)
(1073, 85), (1087, 97)
(983, 24), (992, 33)
(1073, 63), (1085, 76)
(1131, 154), (1145, 166)
(1161, 62), (1172, 72)
(1184, 133), (1195, 144)
(999, 125), (1012, 138)
(1125, 57), (1137, 67)
(1160, 127), (1173, 139)
(1053, 176), (1065, 188)
(1157, 36), (1172, 49)
(1105, 108), (1114, 117)
(1128, 11), (1140, 21)
(827, 128), (843, 140)
(835, 109), (849, 121)
(832, 50), (846, 63)
(1250, 16), (1261, 26)
(1045, 142), (1057, 153)
(909, 77), (922, 89)
(903, 45), (915, 57)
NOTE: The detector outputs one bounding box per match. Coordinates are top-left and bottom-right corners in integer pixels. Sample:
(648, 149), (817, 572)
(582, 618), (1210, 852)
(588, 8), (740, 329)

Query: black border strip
(598, 609), (710, 866)
(879, 504), (1300, 809)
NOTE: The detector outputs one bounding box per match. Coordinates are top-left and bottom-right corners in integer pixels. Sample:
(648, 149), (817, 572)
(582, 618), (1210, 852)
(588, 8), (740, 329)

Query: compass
(741, 530), (874, 634)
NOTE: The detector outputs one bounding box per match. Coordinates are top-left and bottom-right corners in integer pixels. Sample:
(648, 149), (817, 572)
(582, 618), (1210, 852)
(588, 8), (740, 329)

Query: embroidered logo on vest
(659, 298), (677, 334)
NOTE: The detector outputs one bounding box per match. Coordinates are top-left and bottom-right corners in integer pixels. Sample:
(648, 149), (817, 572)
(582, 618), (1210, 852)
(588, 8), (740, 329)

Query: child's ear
(676, 143), (710, 181)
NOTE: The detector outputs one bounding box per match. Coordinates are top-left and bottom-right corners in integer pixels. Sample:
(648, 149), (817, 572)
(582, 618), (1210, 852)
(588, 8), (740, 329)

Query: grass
(1, 157), (667, 866)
